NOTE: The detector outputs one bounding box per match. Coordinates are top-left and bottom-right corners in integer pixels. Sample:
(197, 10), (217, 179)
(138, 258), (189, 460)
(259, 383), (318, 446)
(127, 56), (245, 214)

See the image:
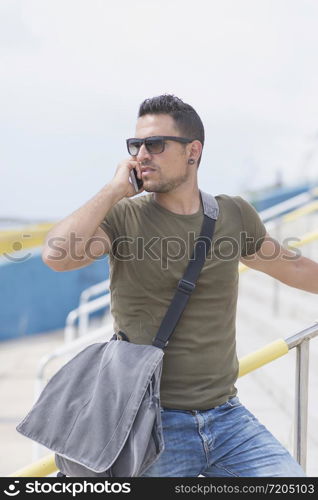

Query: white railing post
(78, 280), (110, 337)
(293, 339), (310, 472)
(272, 216), (282, 317)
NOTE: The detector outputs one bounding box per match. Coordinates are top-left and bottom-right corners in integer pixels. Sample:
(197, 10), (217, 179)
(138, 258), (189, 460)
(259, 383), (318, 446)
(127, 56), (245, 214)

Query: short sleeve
(232, 196), (267, 257)
(99, 199), (127, 251)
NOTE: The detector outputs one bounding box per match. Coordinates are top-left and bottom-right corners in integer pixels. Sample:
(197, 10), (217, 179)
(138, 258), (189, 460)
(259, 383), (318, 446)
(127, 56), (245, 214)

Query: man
(42, 94), (318, 477)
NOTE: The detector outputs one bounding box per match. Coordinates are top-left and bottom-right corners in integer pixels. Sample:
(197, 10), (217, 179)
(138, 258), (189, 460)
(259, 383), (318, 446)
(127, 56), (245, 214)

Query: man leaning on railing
(39, 94), (318, 477)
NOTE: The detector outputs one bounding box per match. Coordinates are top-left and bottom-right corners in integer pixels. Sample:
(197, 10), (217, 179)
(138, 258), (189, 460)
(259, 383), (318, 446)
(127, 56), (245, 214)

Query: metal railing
(8, 320), (318, 477)
(283, 200), (318, 223)
(77, 280), (110, 337)
(0, 222), (54, 256)
(239, 321), (318, 471)
(64, 293), (111, 344)
(36, 281), (112, 399)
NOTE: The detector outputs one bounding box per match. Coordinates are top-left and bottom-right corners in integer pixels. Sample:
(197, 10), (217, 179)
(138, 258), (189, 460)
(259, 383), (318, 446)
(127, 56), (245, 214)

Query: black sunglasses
(126, 136), (193, 156)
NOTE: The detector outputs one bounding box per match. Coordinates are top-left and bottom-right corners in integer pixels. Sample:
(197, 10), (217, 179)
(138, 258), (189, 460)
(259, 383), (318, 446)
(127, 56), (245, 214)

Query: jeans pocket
(220, 396), (241, 409)
(227, 396), (241, 407)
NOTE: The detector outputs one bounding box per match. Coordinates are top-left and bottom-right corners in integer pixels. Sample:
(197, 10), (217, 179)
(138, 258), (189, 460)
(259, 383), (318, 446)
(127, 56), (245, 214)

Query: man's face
(133, 113), (193, 193)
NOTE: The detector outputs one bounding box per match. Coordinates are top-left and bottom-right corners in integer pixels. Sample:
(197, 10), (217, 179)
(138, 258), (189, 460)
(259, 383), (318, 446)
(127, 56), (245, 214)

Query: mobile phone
(130, 168), (143, 192)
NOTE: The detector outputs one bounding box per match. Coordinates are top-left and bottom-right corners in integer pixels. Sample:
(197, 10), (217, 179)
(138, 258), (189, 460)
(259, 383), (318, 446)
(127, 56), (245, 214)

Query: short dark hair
(138, 94), (204, 166)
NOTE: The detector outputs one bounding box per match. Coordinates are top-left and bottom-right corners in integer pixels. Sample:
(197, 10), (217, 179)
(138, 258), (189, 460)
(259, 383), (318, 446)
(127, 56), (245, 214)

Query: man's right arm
(42, 159), (143, 272)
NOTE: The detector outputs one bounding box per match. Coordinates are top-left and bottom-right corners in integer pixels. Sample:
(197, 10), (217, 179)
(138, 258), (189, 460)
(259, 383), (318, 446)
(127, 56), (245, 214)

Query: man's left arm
(240, 232), (318, 294)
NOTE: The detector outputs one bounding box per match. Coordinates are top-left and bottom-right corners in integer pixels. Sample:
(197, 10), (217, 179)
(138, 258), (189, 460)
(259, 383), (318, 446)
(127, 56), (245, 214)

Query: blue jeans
(142, 397), (305, 477)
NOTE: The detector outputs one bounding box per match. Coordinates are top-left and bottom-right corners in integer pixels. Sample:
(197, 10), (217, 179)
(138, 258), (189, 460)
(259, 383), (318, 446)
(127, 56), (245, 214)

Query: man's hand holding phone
(110, 159), (144, 199)
(129, 167), (144, 193)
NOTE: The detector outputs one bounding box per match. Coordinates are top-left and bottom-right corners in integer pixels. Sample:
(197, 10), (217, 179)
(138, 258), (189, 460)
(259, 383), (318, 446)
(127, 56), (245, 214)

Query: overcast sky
(1, 0), (318, 220)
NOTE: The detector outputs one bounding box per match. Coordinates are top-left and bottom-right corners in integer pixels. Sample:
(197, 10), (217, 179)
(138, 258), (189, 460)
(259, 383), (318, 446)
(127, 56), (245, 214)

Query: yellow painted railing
(8, 337), (290, 477)
(289, 230), (318, 248)
(283, 200), (318, 223)
(238, 338), (289, 377)
(9, 454), (58, 478)
(0, 223), (54, 256)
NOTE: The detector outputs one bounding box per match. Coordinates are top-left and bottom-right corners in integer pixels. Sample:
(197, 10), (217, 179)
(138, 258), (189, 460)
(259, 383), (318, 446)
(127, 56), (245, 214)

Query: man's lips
(141, 167), (156, 176)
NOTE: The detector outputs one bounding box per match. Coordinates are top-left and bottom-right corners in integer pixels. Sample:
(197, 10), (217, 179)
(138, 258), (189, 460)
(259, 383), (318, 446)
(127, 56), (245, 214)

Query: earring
(188, 159), (195, 165)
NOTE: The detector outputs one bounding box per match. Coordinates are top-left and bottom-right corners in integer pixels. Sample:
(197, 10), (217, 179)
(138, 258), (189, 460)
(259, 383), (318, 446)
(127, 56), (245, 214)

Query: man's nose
(136, 143), (152, 162)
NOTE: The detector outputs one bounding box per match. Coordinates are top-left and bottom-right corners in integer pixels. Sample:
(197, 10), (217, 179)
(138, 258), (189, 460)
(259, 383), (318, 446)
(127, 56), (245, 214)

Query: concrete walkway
(0, 328), (65, 476)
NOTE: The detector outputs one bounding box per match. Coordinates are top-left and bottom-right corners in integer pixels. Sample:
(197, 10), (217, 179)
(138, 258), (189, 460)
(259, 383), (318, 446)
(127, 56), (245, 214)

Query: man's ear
(189, 140), (202, 163)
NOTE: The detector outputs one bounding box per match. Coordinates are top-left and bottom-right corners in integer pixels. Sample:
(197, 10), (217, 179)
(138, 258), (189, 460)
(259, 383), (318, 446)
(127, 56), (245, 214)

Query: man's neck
(152, 186), (201, 215)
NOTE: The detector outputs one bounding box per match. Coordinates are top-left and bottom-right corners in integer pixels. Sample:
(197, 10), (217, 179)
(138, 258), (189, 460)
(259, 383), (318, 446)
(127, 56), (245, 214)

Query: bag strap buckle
(177, 279), (195, 295)
(152, 337), (169, 349)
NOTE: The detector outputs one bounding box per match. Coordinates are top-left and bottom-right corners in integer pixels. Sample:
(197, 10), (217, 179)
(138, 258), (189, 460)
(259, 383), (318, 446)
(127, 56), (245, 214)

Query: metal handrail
(265, 199), (318, 236)
(78, 279), (110, 337)
(239, 321), (318, 471)
(286, 322), (318, 469)
(9, 320), (318, 477)
(8, 454), (57, 478)
(286, 230), (318, 248)
(79, 279), (110, 304)
(283, 200), (318, 223)
(0, 223), (54, 255)
(64, 293), (111, 343)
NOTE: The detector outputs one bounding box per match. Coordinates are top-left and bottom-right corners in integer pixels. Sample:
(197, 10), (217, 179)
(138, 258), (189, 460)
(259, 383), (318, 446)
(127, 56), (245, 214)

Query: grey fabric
(200, 190), (219, 220)
(17, 339), (165, 476)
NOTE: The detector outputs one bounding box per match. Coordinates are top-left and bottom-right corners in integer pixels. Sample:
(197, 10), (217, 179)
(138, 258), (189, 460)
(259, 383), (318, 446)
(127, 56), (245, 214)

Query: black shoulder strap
(152, 191), (219, 349)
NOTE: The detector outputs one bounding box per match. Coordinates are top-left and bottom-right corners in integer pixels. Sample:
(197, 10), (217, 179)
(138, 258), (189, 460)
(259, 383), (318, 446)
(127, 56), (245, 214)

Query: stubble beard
(142, 164), (190, 193)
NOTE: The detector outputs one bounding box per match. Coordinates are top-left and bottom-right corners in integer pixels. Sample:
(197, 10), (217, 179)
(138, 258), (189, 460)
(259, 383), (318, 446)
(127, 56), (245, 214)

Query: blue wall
(0, 251), (109, 341)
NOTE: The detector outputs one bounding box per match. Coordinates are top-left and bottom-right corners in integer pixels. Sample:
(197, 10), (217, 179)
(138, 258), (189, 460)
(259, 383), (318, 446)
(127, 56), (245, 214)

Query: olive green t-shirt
(100, 192), (266, 410)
